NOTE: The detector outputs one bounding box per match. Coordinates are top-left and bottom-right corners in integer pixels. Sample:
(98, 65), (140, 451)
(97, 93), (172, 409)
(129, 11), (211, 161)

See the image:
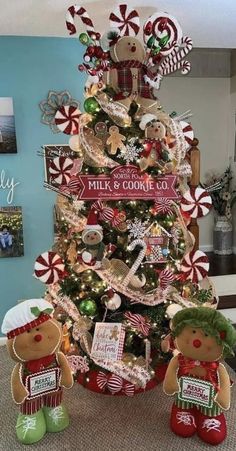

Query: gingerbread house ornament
(144, 223), (171, 263)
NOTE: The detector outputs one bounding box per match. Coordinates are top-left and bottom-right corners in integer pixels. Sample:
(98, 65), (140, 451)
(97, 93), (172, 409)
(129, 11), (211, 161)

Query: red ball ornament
(87, 45), (95, 56)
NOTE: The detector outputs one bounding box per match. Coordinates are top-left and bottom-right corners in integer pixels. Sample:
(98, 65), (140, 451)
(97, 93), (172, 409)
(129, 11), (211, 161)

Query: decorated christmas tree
(36, 4), (216, 395)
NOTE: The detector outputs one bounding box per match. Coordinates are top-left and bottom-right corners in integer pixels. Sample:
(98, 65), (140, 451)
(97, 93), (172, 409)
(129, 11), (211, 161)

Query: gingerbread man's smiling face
(83, 230), (102, 245)
(174, 326), (223, 362)
(110, 36), (145, 62)
(7, 319), (62, 362)
(146, 121), (166, 140)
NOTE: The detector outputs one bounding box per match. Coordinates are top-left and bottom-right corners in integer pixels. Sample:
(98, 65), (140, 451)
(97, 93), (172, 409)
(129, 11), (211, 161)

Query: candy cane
(161, 37), (193, 66)
(159, 36), (192, 75)
(160, 60), (191, 76)
(66, 5), (100, 44)
(122, 239), (147, 287)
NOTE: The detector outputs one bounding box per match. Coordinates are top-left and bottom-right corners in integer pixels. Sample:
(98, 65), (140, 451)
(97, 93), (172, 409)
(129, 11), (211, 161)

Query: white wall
(158, 77), (231, 250)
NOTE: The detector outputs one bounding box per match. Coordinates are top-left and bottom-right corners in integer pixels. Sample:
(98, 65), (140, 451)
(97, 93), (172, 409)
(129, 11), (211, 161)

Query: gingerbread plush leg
(197, 412), (227, 445)
(43, 389), (69, 433)
(170, 403), (197, 437)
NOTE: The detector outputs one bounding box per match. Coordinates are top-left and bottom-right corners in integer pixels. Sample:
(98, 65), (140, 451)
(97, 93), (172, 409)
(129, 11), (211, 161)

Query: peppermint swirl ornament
(55, 105), (81, 135)
(153, 198), (173, 215)
(49, 156), (74, 185)
(109, 4), (140, 36)
(181, 250), (209, 283)
(143, 12), (183, 56)
(181, 187), (212, 218)
(34, 251), (65, 284)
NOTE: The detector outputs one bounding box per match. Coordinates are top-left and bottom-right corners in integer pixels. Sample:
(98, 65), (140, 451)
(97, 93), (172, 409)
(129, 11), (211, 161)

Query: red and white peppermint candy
(66, 5), (98, 39)
(34, 251), (65, 284)
(143, 12), (183, 56)
(153, 198), (173, 215)
(158, 269), (176, 289)
(55, 106), (81, 135)
(180, 120), (194, 149)
(49, 156), (74, 185)
(181, 187), (212, 218)
(181, 250), (209, 283)
(60, 175), (81, 195)
(110, 4), (140, 36)
(124, 311), (150, 337)
(96, 372), (134, 396)
(91, 200), (114, 222)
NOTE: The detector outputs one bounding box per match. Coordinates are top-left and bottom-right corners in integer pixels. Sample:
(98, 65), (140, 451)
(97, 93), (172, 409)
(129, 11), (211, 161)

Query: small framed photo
(0, 98), (17, 154)
(0, 206), (24, 258)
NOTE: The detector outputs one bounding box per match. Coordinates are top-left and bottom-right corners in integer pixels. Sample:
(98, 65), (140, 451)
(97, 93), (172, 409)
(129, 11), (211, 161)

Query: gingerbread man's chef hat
(139, 114), (157, 131)
(1, 299), (54, 339)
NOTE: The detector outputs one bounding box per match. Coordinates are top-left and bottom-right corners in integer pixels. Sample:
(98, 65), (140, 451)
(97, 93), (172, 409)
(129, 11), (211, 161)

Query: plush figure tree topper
(1, 299), (73, 445)
(163, 307), (236, 446)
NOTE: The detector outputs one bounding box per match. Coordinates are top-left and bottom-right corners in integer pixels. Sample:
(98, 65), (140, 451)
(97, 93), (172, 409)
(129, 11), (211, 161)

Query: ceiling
(1, 0), (236, 48)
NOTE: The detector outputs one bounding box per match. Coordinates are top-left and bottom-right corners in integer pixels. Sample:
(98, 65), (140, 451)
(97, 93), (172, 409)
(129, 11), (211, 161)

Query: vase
(213, 215), (233, 255)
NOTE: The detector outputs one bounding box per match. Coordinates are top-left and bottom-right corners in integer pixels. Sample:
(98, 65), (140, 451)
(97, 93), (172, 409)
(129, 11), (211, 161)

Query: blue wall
(0, 36), (85, 329)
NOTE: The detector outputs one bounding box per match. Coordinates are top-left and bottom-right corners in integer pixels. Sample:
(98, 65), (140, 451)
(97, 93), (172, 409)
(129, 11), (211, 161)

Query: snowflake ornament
(72, 200), (86, 212)
(127, 218), (149, 239)
(118, 138), (141, 164)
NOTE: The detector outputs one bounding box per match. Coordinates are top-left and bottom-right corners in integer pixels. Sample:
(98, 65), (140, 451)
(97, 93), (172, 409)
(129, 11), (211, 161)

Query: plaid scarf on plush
(112, 60), (156, 100)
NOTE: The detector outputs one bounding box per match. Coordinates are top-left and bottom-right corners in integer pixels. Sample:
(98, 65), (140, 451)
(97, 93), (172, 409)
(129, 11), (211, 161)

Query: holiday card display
(35, 4), (217, 397)
(91, 322), (125, 361)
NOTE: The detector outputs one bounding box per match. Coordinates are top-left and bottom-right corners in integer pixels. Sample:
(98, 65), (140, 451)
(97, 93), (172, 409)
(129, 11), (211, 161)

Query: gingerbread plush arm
(57, 351), (74, 389)
(11, 363), (28, 404)
(214, 363), (231, 410)
(163, 355), (179, 395)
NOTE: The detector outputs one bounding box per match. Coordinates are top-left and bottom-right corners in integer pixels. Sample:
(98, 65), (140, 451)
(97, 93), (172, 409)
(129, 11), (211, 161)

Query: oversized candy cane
(66, 4), (100, 43)
(122, 239), (147, 288)
(159, 36), (193, 75)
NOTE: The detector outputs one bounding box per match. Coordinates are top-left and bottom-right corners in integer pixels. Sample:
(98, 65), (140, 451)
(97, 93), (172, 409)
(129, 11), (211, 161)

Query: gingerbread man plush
(163, 307), (236, 446)
(107, 35), (160, 119)
(1, 298), (73, 445)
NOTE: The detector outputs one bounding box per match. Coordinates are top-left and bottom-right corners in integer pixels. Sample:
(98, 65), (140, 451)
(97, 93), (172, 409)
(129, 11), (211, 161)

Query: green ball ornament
(79, 33), (90, 45)
(84, 97), (100, 114)
(79, 299), (97, 316)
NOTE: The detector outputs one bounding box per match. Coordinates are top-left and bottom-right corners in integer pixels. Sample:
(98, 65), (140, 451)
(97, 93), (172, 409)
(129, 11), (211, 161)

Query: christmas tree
(36, 4), (215, 395)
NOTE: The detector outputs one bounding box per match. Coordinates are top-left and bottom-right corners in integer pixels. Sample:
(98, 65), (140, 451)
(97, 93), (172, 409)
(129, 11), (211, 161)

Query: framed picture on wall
(0, 206), (24, 258)
(43, 145), (77, 188)
(0, 98), (17, 154)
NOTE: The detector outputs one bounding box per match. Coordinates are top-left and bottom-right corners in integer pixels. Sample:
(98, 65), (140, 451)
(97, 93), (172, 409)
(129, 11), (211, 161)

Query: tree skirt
(77, 362), (168, 396)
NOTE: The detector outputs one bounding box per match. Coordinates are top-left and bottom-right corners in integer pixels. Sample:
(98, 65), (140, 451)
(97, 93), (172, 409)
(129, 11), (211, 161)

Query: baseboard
(0, 337), (6, 346)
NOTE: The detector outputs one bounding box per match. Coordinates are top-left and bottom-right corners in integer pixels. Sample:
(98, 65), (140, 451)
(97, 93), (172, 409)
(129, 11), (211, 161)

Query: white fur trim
(139, 113), (157, 130)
